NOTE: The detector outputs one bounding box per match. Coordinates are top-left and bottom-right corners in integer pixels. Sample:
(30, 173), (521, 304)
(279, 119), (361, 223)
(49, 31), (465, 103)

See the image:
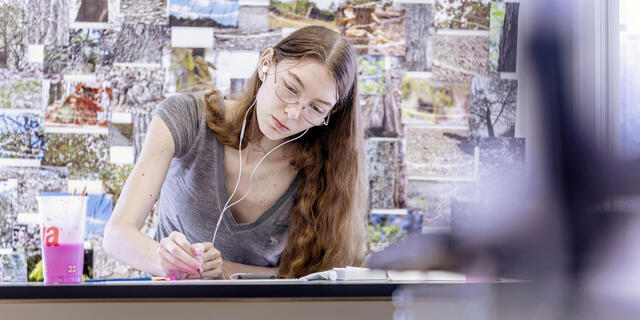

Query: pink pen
(194, 245), (204, 279)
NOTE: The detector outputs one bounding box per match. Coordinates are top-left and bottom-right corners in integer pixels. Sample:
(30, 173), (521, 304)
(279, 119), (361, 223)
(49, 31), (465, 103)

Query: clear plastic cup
(36, 196), (87, 285)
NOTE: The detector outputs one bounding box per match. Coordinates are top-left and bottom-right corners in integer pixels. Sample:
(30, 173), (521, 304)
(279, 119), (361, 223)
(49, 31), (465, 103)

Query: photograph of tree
(337, 6), (406, 56)
(367, 213), (422, 253)
(42, 132), (108, 179)
(121, 0), (168, 25)
(169, 0), (239, 28)
(489, 2), (519, 72)
(358, 55), (385, 95)
(0, 179), (18, 249)
(432, 35), (494, 82)
(469, 77), (518, 138)
(0, 112), (45, 160)
(214, 6), (282, 51)
(97, 65), (163, 114)
(1, 79), (43, 110)
(24, 0), (70, 46)
(69, 0), (109, 23)
(0, 1), (43, 80)
(359, 55), (403, 137)
(44, 28), (116, 75)
(98, 65), (163, 114)
(132, 112), (152, 162)
(477, 137), (525, 183)
(12, 223), (40, 249)
(398, 2), (433, 72)
(0, 166), (69, 214)
(361, 94), (403, 138)
(113, 24), (169, 64)
(100, 162), (132, 205)
(44, 80), (111, 129)
(365, 139), (407, 210)
(401, 76), (470, 126)
(0, 0), (25, 69)
(405, 126), (475, 178)
(369, 55), (406, 138)
(164, 47), (216, 94)
(269, 0), (338, 28)
(407, 180), (476, 230)
(435, 0), (490, 31)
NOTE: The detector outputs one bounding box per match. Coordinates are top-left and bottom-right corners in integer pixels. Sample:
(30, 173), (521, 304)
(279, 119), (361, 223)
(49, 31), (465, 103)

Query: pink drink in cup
(37, 196), (87, 285)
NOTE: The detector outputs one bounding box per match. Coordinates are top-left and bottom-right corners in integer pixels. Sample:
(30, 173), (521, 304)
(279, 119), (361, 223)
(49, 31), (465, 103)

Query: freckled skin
(142, 173), (145, 176)
(149, 194), (153, 198)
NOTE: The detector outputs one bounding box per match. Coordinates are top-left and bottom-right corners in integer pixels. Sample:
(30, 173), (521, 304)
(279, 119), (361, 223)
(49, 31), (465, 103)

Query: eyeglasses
(271, 63), (332, 126)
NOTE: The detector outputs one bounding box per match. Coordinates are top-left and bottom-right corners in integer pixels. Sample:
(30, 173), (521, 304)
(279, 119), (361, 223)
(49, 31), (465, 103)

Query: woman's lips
(272, 116), (290, 132)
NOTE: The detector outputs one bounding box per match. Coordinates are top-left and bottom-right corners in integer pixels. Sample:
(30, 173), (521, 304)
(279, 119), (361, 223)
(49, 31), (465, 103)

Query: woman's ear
(258, 48), (275, 81)
(259, 61), (270, 81)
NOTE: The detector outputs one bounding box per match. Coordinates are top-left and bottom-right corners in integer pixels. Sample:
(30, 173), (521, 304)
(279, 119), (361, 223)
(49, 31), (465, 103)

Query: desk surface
(0, 279), (525, 300)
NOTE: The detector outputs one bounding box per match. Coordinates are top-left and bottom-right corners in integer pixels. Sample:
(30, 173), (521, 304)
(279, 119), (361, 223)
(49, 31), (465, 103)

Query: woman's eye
(311, 105), (322, 113)
(285, 82), (296, 93)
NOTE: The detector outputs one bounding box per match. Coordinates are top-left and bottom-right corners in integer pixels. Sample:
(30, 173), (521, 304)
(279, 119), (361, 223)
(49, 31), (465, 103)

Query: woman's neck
(223, 99), (294, 164)
(243, 137), (293, 165)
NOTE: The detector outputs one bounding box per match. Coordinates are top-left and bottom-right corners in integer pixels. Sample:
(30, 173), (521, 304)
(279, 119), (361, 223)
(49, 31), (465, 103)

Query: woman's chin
(257, 119), (281, 141)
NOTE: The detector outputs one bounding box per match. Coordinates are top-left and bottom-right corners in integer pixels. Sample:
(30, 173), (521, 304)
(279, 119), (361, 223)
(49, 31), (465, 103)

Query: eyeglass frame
(269, 62), (333, 126)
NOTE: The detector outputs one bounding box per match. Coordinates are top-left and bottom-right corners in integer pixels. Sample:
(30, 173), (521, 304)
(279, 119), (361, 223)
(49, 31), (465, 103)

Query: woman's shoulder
(181, 89), (240, 121)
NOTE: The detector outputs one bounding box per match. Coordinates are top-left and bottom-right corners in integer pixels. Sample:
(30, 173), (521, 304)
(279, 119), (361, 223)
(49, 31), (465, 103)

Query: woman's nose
(284, 103), (303, 120)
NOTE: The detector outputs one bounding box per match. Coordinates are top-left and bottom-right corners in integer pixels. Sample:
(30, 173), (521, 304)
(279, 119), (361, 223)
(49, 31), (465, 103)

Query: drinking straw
(72, 188), (77, 196)
(81, 186), (87, 197)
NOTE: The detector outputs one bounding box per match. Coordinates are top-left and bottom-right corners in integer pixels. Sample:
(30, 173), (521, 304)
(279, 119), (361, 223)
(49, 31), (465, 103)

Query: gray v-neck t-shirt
(152, 92), (296, 267)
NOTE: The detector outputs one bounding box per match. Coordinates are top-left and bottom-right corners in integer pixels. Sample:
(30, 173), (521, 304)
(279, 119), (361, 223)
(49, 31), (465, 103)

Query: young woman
(103, 25), (368, 279)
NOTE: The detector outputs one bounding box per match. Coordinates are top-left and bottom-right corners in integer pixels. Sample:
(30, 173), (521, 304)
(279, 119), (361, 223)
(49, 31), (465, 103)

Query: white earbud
(261, 64), (269, 73)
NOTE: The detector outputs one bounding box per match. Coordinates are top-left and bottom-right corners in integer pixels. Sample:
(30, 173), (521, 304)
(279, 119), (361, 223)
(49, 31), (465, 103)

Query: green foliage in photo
(357, 55), (386, 95)
(489, 2), (506, 72)
(0, 80), (42, 109)
(401, 77), (458, 124)
(435, 0), (491, 30)
(100, 163), (133, 205)
(42, 133), (108, 179)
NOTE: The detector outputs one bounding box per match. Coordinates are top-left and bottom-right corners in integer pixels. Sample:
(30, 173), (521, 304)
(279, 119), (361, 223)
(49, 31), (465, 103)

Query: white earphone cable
(211, 98), (309, 246)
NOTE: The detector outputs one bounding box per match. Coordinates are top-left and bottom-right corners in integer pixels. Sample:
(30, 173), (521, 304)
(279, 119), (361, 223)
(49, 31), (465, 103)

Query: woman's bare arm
(102, 116), (176, 276)
(221, 261), (279, 279)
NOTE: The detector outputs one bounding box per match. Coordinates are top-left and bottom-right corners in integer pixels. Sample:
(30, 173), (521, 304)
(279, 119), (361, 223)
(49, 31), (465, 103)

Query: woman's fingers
(169, 232), (200, 264)
(160, 234), (200, 272)
(202, 257), (223, 271)
(159, 249), (195, 275)
(191, 242), (221, 262)
(185, 257), (222, 279)
(201, 258), (223, 279)
(203, 245), (221, 262)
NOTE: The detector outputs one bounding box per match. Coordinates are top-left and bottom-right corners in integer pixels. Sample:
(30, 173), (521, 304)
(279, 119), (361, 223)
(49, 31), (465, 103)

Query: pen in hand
(194, 244), (204, 279)
(176, 213), (203, 278)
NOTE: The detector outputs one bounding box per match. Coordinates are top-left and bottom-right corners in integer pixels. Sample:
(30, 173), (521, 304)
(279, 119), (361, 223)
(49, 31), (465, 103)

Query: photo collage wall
(0, 0), (523, 277)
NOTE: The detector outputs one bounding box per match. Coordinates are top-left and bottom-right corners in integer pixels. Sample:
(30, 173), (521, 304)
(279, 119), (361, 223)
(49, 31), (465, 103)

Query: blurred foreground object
(369, 0), (640, 318)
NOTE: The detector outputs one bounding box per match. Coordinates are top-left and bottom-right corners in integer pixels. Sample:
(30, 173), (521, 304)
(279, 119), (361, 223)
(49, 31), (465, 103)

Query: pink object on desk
(42, 243), (84, 284)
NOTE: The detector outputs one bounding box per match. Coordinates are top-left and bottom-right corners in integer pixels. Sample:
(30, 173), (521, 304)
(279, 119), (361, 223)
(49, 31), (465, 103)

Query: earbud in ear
(261, 64), (269, 73)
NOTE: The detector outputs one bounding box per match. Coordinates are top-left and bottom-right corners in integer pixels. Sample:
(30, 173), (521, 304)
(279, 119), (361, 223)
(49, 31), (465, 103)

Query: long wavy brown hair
(200, 25), (368, 278)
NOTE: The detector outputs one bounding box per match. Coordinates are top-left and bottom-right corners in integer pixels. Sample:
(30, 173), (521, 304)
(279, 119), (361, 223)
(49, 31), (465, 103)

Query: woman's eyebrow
(287, 70), (332, 107)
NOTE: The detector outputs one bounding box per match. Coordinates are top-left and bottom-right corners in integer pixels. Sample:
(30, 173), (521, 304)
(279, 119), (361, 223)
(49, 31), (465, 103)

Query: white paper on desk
(387, 270), (467, 281)
(343, 266), (387, 280)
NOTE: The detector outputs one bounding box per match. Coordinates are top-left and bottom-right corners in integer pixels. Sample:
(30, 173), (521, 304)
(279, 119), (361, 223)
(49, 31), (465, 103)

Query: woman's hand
(186, 242), (224, 279)
(158, 231), (202, 279)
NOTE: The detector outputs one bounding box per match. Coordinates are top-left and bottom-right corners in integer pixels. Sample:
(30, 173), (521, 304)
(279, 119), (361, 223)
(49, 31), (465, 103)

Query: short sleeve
(152, 94), (201, 158)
